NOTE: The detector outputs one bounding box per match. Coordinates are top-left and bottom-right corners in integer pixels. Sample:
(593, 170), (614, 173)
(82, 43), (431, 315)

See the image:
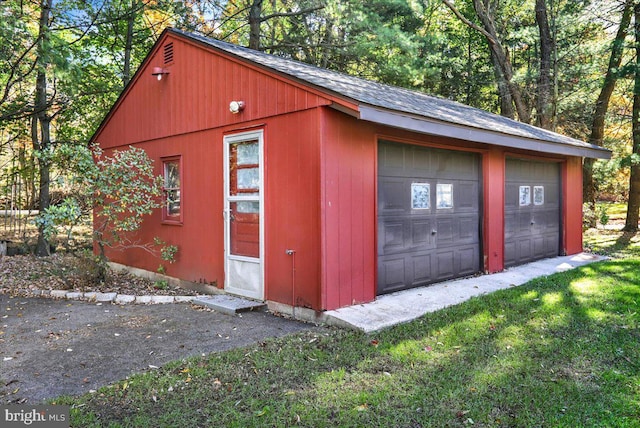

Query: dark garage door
(377, 141), (481, 295)
(504, 158), (560, 267)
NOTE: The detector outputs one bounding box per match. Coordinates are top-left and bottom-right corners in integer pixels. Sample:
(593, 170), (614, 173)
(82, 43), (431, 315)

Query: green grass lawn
(584, 201), (640, 259)
(584, 228), (640, 259)
(606, 202), (628, 220)
(56, 254), (640, 427)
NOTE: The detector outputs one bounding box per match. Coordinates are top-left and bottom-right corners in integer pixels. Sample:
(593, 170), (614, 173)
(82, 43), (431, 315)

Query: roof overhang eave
(359, 105), (612, 160)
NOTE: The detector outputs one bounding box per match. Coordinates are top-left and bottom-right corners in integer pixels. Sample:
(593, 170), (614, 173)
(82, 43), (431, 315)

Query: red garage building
(92, 28), (610, 314)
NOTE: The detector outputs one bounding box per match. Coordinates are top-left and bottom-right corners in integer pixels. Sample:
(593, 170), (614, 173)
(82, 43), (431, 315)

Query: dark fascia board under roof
(171, 28), (611, 160)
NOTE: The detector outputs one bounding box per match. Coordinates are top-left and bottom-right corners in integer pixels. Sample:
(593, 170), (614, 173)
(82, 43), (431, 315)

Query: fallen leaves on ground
(0, 254), (198, 298)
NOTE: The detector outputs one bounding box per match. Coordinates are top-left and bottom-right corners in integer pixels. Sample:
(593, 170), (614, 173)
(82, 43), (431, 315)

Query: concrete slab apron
(324, 253), (605, 333)
(192, 295), (266, 315)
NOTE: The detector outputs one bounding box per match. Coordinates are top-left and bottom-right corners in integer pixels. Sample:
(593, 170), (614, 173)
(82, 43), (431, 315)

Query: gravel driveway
(0, 294), (318, 404)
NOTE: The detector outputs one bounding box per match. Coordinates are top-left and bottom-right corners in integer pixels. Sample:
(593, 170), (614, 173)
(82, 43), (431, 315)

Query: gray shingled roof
(170, 28), (610, 159)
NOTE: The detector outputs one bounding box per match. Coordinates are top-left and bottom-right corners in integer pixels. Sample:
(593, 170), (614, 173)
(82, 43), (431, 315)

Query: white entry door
(223, 130), (264, 300)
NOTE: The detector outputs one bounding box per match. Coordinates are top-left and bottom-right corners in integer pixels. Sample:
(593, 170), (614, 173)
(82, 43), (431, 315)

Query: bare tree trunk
(442, 0), (531, 123)
(584, 0), (632, 225)
(471, 0), (530, 123)
(267, 0), (278, 51)
(249, 0), (263, 50)
(489, 49), (515, 118)
(466, 29), (473, 106)
(550, 0), (559, 130)
(123, 0), (138, 86)
(625, 1), (640, 232)
(535, 0), (553, 130)
(34, 0), (52, 256)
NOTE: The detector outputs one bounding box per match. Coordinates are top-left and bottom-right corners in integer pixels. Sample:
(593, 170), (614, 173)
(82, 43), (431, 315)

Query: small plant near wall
(583, 203), (600, 230)
(155, 237), (178, 264)
(153, 279), (169, 290)
(583, 202), (613, 231)
(156, 264), (166, 275)
(154, 263), (169, 290)
(153, 238), (178, 288)
(598, 205), (610, 227)
(36, 144), (178, 282)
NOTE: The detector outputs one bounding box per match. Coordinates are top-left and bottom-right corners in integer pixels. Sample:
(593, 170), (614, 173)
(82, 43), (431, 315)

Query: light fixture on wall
(151, 66), (170, 81)
(229, 100), (246, 114)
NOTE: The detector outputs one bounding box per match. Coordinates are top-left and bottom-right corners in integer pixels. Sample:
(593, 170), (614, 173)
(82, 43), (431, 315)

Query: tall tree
(0, 1), (39, 124)
(33, 0), (53, 256)
(122, 0), (140, 86)
(217, 0), (324, 51)
(0, 1), (38, 217)
(96, 0), (182, 88)
(584, 0), (633, 223)
(624, 0), (640, 231)
(248, 0), (263, 50)
(535, 0), (553, 129)
(442, 0), (531, 122)
(321, 0), (423, 83)
(441, 0), (603, 132)
(2, 0), (179, 250)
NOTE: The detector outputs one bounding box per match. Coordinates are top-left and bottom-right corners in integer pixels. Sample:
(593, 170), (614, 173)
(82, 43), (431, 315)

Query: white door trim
(223, 130), (265, 300)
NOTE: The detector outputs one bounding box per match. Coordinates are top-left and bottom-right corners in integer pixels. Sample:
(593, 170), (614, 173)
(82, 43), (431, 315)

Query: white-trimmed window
(162, 156), (182, 223)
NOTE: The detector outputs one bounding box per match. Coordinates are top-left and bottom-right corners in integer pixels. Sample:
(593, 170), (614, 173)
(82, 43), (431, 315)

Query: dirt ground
(0, 294), (320, 404)
(0, 253), (201, 297)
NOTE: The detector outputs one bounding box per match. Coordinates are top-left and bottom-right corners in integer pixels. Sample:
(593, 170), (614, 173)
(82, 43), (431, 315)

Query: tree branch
(260, 5), (325, 22)
(441, 0), (496, 45)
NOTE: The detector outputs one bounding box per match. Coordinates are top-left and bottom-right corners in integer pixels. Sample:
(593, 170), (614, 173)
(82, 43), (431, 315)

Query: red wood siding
(320, 108), (376, 310)
(563, 157), (583, 255)
(483, 147), (505, 273)
(103, 109), (324, 300)
(103, 129), (225, 285)
(94, 34), (332, 149)
(95, 33), (331, 298)
(264, 110), (322, 309)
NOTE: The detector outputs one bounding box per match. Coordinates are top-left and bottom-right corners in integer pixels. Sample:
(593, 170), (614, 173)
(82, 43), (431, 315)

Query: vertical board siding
(263, 110), (322, 309)
(483, 147), (505, 273)
(563, 157), (583, 255)
(96, 34), (330, 304)
(103, 129), (225, 286)
(103, 109), (323, 299)
(95, 36), (330, 149)
(321, 109), (376, 310)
